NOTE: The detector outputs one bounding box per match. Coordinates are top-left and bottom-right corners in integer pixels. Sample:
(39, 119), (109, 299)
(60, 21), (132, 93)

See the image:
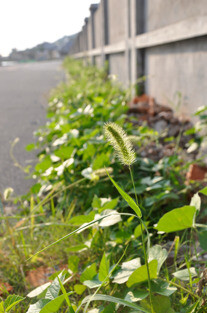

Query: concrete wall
(146, 0), (207, 32)
(70, 0), (207, 115)
(94, 3), (103, 48)
(109, 52), (128, 86)
(145, 37), (207, 115)
(108, 0), (128, 44)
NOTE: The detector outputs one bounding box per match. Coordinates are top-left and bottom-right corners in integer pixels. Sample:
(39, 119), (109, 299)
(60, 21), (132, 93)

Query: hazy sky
(0, 0), (100, 56)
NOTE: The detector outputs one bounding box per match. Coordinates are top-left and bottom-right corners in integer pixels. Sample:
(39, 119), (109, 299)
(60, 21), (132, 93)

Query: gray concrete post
(130, 0), (137, 89)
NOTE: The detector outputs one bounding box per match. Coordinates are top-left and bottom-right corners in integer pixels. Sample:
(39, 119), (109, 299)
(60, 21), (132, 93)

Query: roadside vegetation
(0, 58), (207, 312)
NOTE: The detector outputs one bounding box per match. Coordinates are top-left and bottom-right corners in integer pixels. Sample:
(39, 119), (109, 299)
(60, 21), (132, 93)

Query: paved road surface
(0, 61), (64, 196)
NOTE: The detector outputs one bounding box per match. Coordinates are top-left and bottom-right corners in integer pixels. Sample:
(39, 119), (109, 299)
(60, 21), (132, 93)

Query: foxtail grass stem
(129, 166), (154, 313)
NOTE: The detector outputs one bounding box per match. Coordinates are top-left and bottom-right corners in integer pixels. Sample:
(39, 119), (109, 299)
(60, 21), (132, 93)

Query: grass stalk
(129, 166), (154, 313)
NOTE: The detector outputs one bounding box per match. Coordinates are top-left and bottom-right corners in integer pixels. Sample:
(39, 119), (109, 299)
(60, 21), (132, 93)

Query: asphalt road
(0, 60), (64, 196)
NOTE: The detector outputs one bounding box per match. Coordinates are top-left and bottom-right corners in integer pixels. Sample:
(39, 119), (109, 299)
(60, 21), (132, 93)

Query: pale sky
(0, 0), (100, 56)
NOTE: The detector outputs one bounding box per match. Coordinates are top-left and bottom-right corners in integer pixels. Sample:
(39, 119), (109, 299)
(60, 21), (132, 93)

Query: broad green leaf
(101, 303), (116, 312)
(134, 222), (149, 238)
(40, 293), (71, 313)
(0, 301), (4, 313)
(113, 258), (141, 284)
(35, 156), (52, 173)
(68, 255), (80, 273)
(26, 143), (36, 151)
(124, 290), (149, 302)
(173, 268), (197, 281)
(107, 172), (142, 218)
(141, 295), (175, 313)
(148, 245), (167, 274)
(92, 153), (109, 170)
(66, 244), (88, 252)
(74, 284), (86, 295)
(151, 279), (177, 296)
(26, 299), (51, 313)
(92, 195), (101, 209)
(27, 283), (51, 298)
(127, 260), (158, 287)
(190, 193), (201, 211)
(4, 295), (24, 312)
(102, 198), (119, 211)
(199, 230), (207, 250)
(83, 279), (102, 289)
(80, 263), (97, 283)
(80, 294), (150, 312)
(99, 253), (110, 281)
(199, 186), (207, 196)
(156, 206), (196, 233)
(54, 146), (74, 159)
(69, 212), (95, 225)
(45, 272), (65, 300)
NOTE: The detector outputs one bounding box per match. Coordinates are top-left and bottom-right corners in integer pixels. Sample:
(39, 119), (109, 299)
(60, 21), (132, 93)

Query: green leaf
(74, 284), (86, 295)
(92, 195), (102, 209)
(102, 198), (119, 210)
(80, 294), (150, 312)
(83, 279), (102, 289)
(124, 290), (149, 302)
(45, 272), (65, 300)
(39, 294), (69, 313)
(101, 303), (116, 313)
(173, 268), (197, 281)
(27, 283), (51, 298)
(134, 222), (149, 238)
(199, 230), (207, 251)
(199, 186), (207, 196)
(99, 253), (110, 282)
(35, 156), (52, 173)
(68, 255), (80, 273)
(127, 260), (158, 287)
(54, 146), (74, 159)
(156, 206), (196, 233)
(69, 212), (95, 225)
(80, 263), (97, 283)
(151, 280), (177, 296)
(141, 295), (175, 313)
(25, 143), (36, 151)
(0, 301), (4, 313)
(148, 245), (167, 274)
(92, 153), (109, 170)
(4, 295), (24, 312)
(113, 258), (141, 284)
(26, 299), (51, 313)
(107, 171), (142, 218)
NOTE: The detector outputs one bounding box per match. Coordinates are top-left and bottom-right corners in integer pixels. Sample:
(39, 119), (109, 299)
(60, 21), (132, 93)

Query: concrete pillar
(90, 4), (99, 64)
(125, 0), (131, 83)
(84, 18), (89, 51)
(130, 0), (137, 88)
(136, 0), (146, 93)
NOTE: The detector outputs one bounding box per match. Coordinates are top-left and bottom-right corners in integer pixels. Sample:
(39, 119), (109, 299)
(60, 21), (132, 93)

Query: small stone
(154, 120), (168, 134)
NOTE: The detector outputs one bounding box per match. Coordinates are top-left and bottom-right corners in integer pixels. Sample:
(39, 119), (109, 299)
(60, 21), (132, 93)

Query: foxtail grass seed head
(104, 122), (136, 166)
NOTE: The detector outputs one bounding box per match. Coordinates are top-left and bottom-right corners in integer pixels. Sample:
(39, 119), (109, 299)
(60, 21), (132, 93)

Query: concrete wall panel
(145, 37), (207, 116)
(109, 52), (128, 86)
(108, 0), (128, 44)
(94, 55), (102, 67)
(146, 0), (207, 32)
